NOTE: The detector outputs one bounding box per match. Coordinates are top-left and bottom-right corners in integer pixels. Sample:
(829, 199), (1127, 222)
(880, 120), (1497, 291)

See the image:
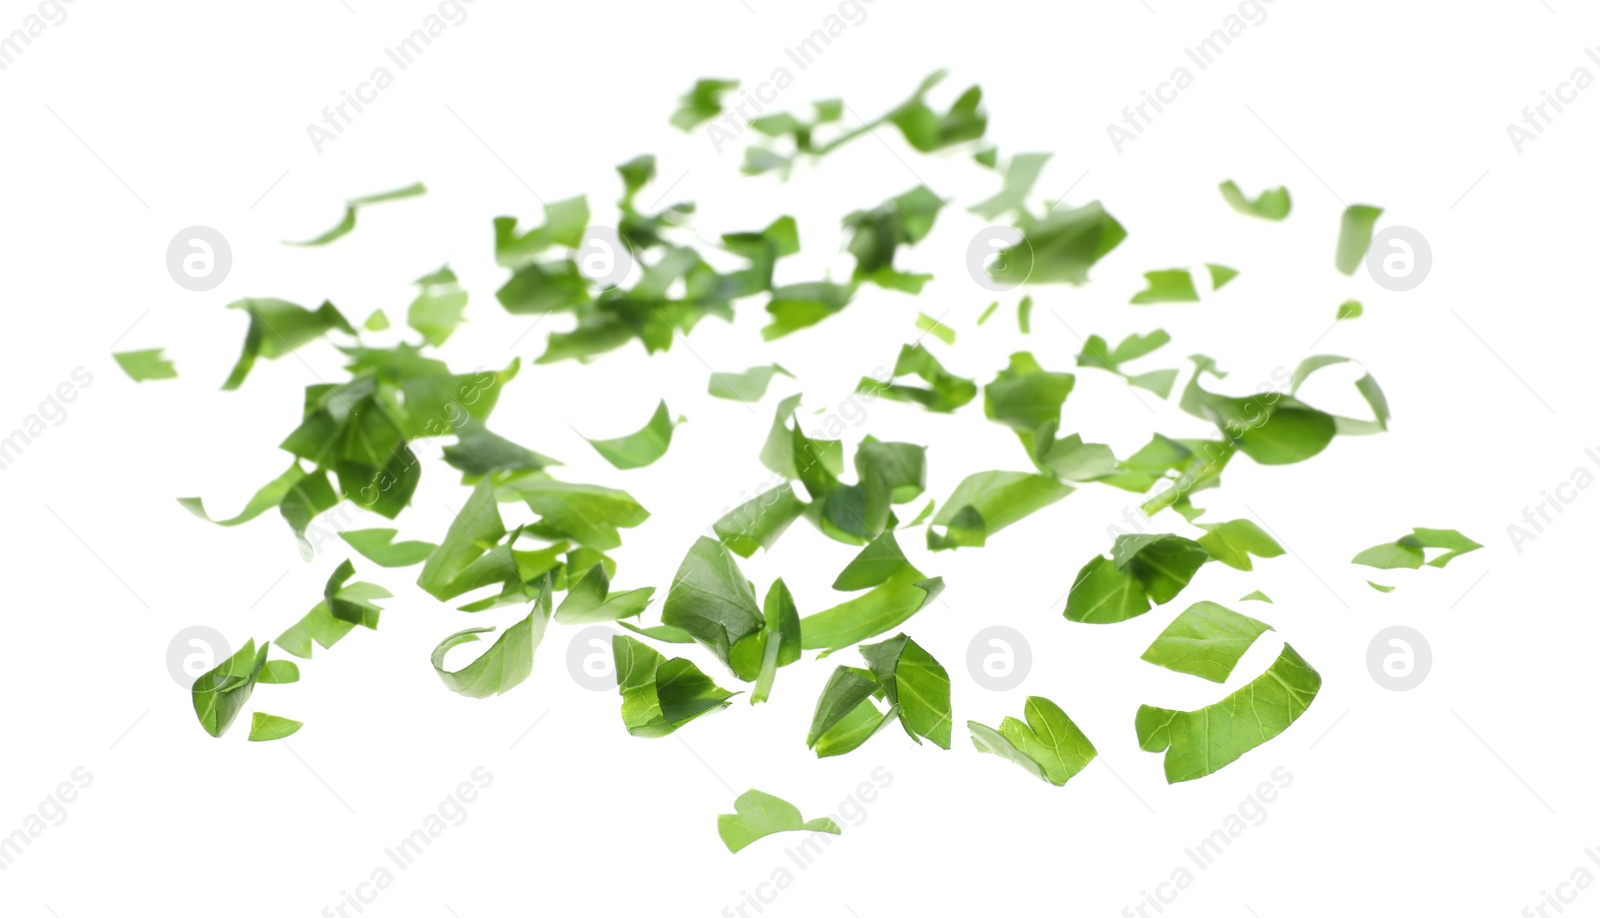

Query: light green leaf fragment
(581, 400), (682, 470)
(1239, 590), (1273, 603)
(1131, 269), (1200, 305)
(806, 666), (899, 757)
(969, 696), (1097, 786)
(860, 633), (952, 749)
(1353, 528), (1482, 570)
(713, 484), (807, 558)
(1136, 643), (1321, 783)
(1335, 204), (1384, 275)
(976, 300), (1000, 325)
(614, 634), (739, 737)
(1337, 300), (1363, 320)
(1140, 601), (1274, 683)
(1368, 581), (1396, 592)
(717, 789), (841, 854)
(192, 639), (269, 738)
(1196, 519), (1285, 572)
(708, 364), (794, 402)
(340, 529), (436, 568)
(915, 312), (955, 345)
(287, 181), (426, 246)
(247, 712), (303, 742)
(221, 298), (355, 390)
(970, 152), (1051, 220)
(996, 200), (1125, 286)
(1206, 264), (1239, 290)
(256, 660), (300, 685)
(928, 471), (1072, 550)
(178, 463), (309, 527)
(113, 348), (176, 382)
(671, 78), (739, 131)
(364, 310), (390, 331)
(1017, 294), (1033, 333)
(1219, 181), (1291, 220)
(555, 564), (655, 624)
(858, 343), (976, 414)
(407, 265), (469, 347)
(430, 576), (553, 698)
(801, 567), (944, 654)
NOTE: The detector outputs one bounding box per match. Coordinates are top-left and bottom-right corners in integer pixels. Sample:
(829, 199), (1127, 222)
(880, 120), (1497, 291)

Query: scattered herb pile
(137, 70), (1483, 853)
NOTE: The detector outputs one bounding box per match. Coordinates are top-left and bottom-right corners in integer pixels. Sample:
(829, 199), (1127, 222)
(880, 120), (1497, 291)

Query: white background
(2, 0), (1597, 916)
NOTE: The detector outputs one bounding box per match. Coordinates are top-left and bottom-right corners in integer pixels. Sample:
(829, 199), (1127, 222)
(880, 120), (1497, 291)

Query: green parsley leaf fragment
(806, 666), (897, 758)
(916, 313), (955, 345)
(430, 575), (553, 698)
(113, 348), (176, 382)
(844, 185), (942, 292)
(1064, 533), (1208, 623)
(613, 634), (739, 737)
(1239, 590), (1273, 603)
(976, 300), (1000, 325)
(860, 633), (953, 749)
(801, 564), (945, 655)
(718, 789), (841, 854)
(1218, 181), (1291, 220)
(247, 712), (303, 742)
(1140, 601), (1274, 683)
(256, 660), (300, 685)
(858, 343), (976, 413)
(970, 152), (1051, 220)
(1136, 643), (1321, 783)
(286, 182), (426, 246)
(556, 564), (655, 625)
(192, 639), (269, 738)
(1195, 519), (1285, 571)
(671, 78), (739, 131)
(708, 364), (794, 403)
(1352, 528), (1482, 570)
(580, 400), (683, 470)
(221, 298), (355, 390)
(997, 200), (1126, 286)
(928, 471), (1072, 550)
(1131, 269), (1199, 304)
(1337, 299), (1363, 320)
(1335, 204), (1384, 275)
(1368, 581), (1396, 592)
(661, 537), (765, 680)
(339, 529), (435, 568)
(969, 696), (1097, 786)
(364, 310), (390, 331)
(407, 265), (469, 347)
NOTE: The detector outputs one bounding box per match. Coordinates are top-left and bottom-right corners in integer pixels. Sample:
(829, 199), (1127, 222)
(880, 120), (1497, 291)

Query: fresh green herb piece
(1195, 519), (1284, 571)
(970, 152), (1051, 220)
(275, 600), (356, 660)
(221, 298), (354, 390)
(192, 639), (269, 738)
(1368, 581), (1396, 592)
(339, 529), (435, 568)
(969, 696), (1097, 786)
(858, 343), (976, 413)
(974, 146), (998, 168)
(662, 537), (765, 679)
(1287, 355), (1391, 435)
(430, 576), (553, 698)
(616, 154), (696, 251)
(1206, 263), (1239, 289)
(708, 365), (793, 402)
(1140, 601), (1274, 682)
(916, 312), (955, 345)
(718, 789), (841, 854)
(256, 660), (300, 684)
(248, 712), (303, 742)
(832, 531), (915, 591)
(323, 559), (389, 628)
(613, 634), (739, 737)
(928, 471), (1072, 550)
(1218, 181), (1291, 220)
(1077, 330), (1178, 398)
(499, 475), (650, 552)
(1017, 294), (1033, 333)
(443, 423), (560, 480)
(750, 579), (802, 704)
(1064, 533), (1208, 623)
(1239, 590), (1273, 603)
(179, 464), (311, 528)
(976, 300), (1000, 325)
(713, 484), (808, 558)
(860, 633), (953, 748)
(287, 182), (426, 246)
(994, 200), (1125, 286)
(1137, 643), (1321, 783)
(1335, 204), (1384, 275)
(806, 666), (898, 757)
(1337, 299), (1363, 320)
(619, 620), (698, 644)
(1131, 269), (1199, 304)
(671, 78), (739, 131)
(844, 185), (942, 292)
(801, 566), (945, 655)
(1352, 528), (1482, 570)
(556, 565), (656, 624)
(761, 280), (855, 341)
(113, 348), (176, 382)
(407, 265), (469, 347)
(983, 351), (1075, 441)
(364, 310), (390, 331)
(580, 400), (682, 470)
(495, 196), (590, 269)
(417, 479), (507, 600)
(1179, 356), (1339, 466)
